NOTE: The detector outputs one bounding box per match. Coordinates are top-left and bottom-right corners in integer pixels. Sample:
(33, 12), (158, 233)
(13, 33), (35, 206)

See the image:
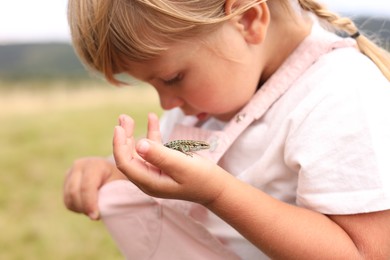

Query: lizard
(164, 140), (210, 156)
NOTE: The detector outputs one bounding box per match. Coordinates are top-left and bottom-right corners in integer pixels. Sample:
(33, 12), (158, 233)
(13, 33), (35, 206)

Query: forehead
(124, 39), (203, 80)
(123, 23), (234, 80)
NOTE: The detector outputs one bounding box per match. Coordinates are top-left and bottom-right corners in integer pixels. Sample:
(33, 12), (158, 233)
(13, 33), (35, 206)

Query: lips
(180, 108), (209, 121)
(196, 112), (209, 121)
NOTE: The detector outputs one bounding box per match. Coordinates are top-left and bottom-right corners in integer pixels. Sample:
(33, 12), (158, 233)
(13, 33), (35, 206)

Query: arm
(207, 175), (390, 259)
(114, 114), (390, 259)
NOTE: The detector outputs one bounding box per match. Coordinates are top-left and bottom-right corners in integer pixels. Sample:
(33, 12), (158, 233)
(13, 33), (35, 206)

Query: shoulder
(304, 46), (388, 91)
(285, 46), (389, 124)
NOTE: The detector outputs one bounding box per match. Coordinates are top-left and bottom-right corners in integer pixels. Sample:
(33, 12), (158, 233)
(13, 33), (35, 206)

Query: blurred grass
(0, 80), (162, 259)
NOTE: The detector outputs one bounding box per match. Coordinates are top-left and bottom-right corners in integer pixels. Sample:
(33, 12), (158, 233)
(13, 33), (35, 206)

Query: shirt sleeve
(284, 50), (390, 215)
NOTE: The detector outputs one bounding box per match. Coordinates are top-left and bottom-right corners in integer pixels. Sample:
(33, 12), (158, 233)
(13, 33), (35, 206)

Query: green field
(0, 81), (162, 259)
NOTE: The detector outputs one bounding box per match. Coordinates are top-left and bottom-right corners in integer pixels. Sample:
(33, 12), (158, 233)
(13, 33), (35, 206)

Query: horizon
(0, 0), (389, 44)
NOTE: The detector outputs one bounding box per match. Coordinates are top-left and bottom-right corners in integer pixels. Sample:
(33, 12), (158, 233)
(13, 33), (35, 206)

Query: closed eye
(163, 73), (183, 86)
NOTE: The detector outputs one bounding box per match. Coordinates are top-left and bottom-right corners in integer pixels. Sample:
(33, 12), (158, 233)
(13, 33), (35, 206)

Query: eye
(162, 73), (183, 86)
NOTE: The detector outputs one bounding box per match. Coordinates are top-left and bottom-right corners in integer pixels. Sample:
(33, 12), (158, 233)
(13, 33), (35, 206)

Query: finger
(113, 117), (149, 177)
(147, 113), (162, 142)
(79, 169), (109, 220)
(113, 125), (132, 165)
(113, 114), (135, 161)
(63, 167), (83, 213)
(118, 114), (135, 139)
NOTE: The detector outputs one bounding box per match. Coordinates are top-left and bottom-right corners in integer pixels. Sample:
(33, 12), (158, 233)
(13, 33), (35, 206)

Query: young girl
(64, 0), (390, 259)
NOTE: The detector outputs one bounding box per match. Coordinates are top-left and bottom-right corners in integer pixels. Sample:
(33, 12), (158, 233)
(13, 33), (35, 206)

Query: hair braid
(298, 0), (390, 81)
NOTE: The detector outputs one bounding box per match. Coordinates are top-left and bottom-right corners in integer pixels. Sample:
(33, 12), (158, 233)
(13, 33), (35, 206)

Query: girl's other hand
(63, 157), (127, 220)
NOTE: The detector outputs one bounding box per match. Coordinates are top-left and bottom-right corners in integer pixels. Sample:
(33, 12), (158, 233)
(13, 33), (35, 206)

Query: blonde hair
(68, 0), (260, 85)
(68, 0), (390, 85)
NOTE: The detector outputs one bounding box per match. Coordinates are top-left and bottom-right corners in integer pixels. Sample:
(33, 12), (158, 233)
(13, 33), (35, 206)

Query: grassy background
(0, 80), (162, 259)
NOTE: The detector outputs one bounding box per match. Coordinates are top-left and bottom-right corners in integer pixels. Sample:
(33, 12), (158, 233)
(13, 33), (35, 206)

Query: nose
(158, 91), (184, 110)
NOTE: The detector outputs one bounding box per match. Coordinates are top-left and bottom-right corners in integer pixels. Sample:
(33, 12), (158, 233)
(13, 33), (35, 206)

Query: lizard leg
(179, 145), (193, 157)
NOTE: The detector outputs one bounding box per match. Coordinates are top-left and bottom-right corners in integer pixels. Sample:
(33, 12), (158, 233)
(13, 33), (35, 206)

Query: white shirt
(99, 24), (390, 259)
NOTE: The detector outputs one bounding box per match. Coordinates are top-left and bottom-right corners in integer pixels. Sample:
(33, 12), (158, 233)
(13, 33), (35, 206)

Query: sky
(0, 0), (389, 44)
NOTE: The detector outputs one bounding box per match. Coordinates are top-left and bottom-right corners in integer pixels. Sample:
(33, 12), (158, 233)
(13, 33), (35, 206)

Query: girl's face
(125, 21), (263, 122)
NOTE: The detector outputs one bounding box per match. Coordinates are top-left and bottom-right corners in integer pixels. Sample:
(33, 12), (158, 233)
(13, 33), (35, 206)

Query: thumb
(136, 139), (190, 175)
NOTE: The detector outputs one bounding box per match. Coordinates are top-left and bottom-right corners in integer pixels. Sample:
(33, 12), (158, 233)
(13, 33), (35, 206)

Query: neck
(259, 10), (312, 85)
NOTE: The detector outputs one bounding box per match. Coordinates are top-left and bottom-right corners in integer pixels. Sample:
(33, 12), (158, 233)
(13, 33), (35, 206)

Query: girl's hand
(63, 156), (127, 220)
(113, 114), (232, 205)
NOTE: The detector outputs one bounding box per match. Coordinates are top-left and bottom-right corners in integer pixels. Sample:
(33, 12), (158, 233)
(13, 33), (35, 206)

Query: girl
(64, 0), (390, 259)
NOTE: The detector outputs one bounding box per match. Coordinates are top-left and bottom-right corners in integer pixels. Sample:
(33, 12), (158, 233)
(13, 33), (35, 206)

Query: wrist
(202, 168), (239, 210)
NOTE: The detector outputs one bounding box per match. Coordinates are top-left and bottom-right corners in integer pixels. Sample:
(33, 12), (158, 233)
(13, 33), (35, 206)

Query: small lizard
(164, 140), (210, 156)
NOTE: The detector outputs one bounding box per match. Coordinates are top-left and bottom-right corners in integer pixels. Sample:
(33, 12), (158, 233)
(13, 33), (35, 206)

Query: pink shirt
(98, 24), (390, 259)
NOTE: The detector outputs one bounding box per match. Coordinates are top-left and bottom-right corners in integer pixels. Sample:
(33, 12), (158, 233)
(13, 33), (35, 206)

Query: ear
(225, 0), (270, 44)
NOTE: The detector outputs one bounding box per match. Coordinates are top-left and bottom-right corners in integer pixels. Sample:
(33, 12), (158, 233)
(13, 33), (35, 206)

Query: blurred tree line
(0, 43), (88, 82)
(0, 16), (388, 84)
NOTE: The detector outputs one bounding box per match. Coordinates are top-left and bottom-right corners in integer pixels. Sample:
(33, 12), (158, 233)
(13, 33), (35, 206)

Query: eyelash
(163, 73), (183, 85)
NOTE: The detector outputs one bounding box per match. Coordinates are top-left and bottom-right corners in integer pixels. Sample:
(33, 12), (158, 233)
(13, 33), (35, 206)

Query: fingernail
(88, 211), (99, 220)
(118, 114), (126, 126)
(148, 113), (157, 120)
(137, 139), (150, 156)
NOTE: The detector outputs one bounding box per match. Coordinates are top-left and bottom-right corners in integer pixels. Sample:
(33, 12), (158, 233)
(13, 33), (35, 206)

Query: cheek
(185, 86), (214, 105)
(184, 83), (237, 113)
(181, 82), (218, 110)
(182, 66), (257, 113)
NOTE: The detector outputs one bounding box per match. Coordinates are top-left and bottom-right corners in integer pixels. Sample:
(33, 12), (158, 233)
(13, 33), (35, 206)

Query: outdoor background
(0, 0), (389, 259)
